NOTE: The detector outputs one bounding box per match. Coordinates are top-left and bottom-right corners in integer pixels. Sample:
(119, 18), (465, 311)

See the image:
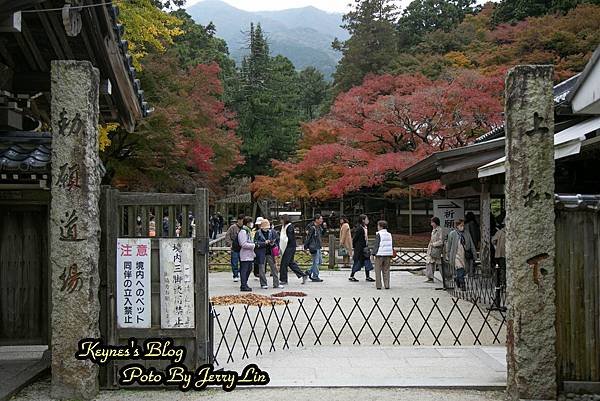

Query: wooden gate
(0, 205), (49, 345)
(556, 205), (600, 386)
(99, 187), (209, 389)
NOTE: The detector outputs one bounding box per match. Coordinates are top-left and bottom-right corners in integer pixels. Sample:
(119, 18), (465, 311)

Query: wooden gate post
(99, 186), (118, 388)
(504, 65), (557, 400)
(194, 188), (210, 365)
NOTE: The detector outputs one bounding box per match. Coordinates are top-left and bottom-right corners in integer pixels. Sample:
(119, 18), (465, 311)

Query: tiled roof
(0, 132), (51, 172)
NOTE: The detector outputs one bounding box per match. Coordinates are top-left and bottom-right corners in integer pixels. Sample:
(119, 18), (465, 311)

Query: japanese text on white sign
(160, 239), (195, 329)
(116, 238), (151, 328)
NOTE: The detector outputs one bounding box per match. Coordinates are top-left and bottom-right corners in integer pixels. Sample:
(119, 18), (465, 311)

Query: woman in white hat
(255, 219), (284, 289)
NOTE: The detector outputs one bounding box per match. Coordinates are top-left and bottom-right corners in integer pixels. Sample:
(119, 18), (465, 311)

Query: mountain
(186, 0), (349, 79)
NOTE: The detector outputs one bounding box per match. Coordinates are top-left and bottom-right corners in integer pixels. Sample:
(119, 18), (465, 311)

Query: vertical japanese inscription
(116, 238), (151, 328)
(160, 238), (195, 329)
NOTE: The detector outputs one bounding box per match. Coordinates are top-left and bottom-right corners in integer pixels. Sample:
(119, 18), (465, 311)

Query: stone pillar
(480, 186), (491, 273)
(504, 65), (556, 400)
(50, 60), (101, 400)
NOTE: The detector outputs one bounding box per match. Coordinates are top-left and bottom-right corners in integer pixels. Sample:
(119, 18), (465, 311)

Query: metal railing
(440, 260), (506, 309)
(210, 296), (506, 366)
(208, 247), (427, 268)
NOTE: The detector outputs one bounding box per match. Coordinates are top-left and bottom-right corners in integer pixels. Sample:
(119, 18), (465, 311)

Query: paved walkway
(0, 346), (49, 401)
(209, 270), (507, 388)
(11, 379), (506, 401)
(223, 345), (506, 388)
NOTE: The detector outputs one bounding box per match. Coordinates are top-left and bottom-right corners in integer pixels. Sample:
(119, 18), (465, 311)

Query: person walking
(339, 216), (353, 269)
(238, 216), (256, 292)
(349, 214), (375, 282)
(425, 217), (443, 283)
(211, 214), (220, 240)
(279, 215), (308, 285)
(254, 219), (284, 289)
(304, 214), (326, 282)
(217, 213), (224, 234)
(372, 220), (393, 290)
(464, 212), (480, 250)
(225, 213), (244, 282)
(492, 216), (506, 287)
(446, 219), (476, 291)
(252, 217), (263, 279)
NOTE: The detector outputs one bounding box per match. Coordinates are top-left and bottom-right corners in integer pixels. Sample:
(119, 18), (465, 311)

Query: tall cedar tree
(332, 0), (399, 94)
(232, 24), (303, 178)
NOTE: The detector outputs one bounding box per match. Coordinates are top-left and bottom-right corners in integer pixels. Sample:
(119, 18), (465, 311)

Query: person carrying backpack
(225, 213), (244, 282)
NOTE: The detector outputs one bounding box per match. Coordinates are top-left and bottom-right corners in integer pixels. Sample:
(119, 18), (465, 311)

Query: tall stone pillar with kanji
(50, 60), (101, 400)
(504, 65), (557, 400)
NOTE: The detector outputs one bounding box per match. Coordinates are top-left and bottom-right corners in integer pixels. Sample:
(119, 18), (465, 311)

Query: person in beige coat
(339, 216), (353, 268)
(425, 217), (444, 282)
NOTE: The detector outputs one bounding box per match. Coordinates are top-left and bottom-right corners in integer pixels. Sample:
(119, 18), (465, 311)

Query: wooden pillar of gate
(194, 188), (210, 365)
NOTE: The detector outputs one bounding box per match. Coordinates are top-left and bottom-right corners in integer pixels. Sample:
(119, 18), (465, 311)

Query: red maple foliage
(253, 70), (503, 201)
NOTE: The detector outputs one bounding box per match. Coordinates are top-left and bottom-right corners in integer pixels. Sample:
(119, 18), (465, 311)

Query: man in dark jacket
(279, 215), (307, 285)
(304, 215), (327, 282)
(225, 214), (244, 282)
(349, 214), (375, 282)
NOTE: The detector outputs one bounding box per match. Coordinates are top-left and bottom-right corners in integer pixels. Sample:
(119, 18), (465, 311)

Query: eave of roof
(566, 45), (600, 108)
(396, 137), (505, 186)
(0, 1), (150, 132)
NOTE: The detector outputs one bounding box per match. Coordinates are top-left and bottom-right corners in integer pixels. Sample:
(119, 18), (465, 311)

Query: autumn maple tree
(253, 70), (503, 201)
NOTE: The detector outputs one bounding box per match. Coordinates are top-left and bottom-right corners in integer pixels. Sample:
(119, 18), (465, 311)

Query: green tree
(298, 67), (329, 120)
(231, 24), (303, 178)
(332, 0), (399, 94)
(117, 0), (183, 69)
(397, 0), (478, 49)
(491, 0), (600, 24)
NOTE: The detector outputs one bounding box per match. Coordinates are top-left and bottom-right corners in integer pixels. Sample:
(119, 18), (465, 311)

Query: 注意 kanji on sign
(116, 238), (151, 328)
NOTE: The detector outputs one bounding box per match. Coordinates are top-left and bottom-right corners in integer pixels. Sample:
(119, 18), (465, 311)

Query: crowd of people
(224, 213), (399, 292)
(223, 211), (507, 293)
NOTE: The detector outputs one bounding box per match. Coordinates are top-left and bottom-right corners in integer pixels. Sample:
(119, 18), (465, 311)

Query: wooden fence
(555, 202), (600, 385)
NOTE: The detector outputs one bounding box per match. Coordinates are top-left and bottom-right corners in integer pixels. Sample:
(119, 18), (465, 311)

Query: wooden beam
(0, 38), (15, 68)
(21, 19), (47, 71)
(82, 6), (140, 132)
(0, 0), (46, 16)
(13, 29), (37, 71)
(80, 27), (97, 65)
(46, 7), (74, 59)
(34, 5), (65, 59)
(440, 169), (479, 186)
(446, 184), (481, 199)
(0, 12), (21, 32)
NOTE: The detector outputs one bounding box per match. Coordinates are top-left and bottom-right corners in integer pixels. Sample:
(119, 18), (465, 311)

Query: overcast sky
(185, 0), (415, 13)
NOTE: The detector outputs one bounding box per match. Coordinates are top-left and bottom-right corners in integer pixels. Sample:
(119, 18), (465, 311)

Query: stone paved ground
(11, 377), (506, 401)
(210, 270), (506, 366)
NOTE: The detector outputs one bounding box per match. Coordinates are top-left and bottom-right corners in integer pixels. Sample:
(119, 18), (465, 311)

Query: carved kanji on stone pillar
(504, 65), (557, 401)
(50, 60), (101, 400)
